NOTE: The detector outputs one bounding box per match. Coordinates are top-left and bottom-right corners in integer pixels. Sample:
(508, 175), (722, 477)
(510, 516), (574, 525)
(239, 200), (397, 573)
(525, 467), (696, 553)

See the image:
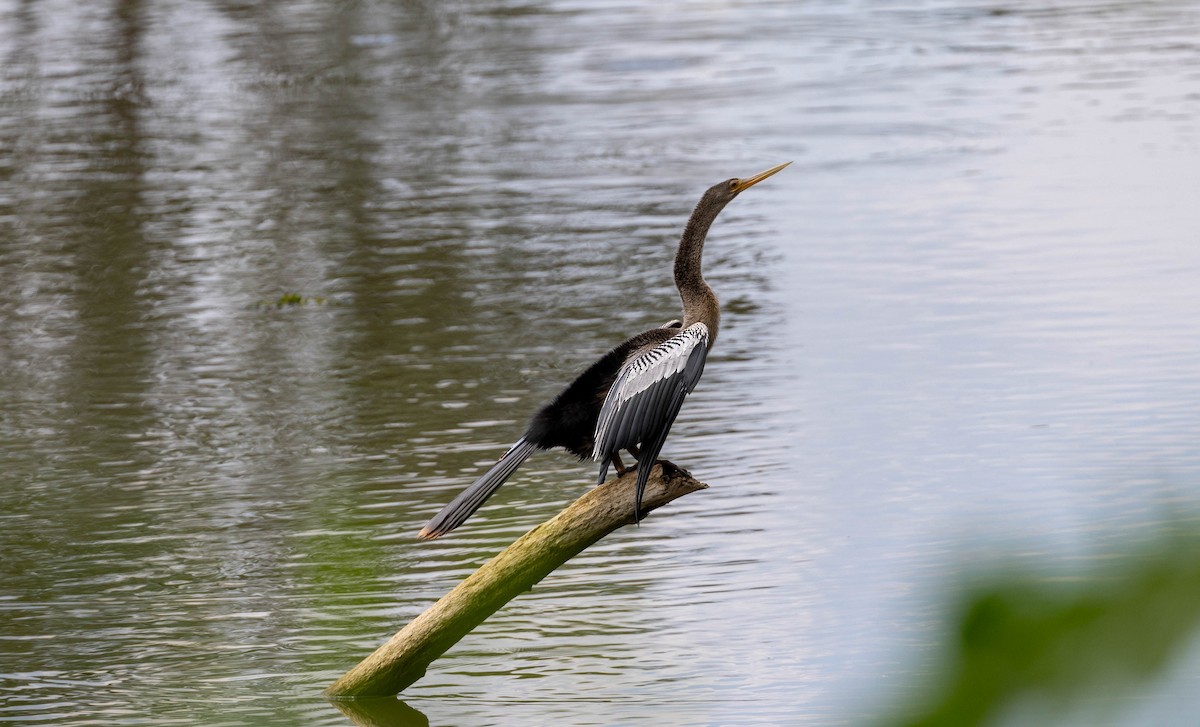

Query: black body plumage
(525, 328), (676, 458)
(417, 327), (676, 540)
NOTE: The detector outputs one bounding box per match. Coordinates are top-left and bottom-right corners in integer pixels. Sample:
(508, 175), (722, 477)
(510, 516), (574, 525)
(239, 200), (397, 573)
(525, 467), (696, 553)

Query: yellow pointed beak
(731, 161), (792, 193)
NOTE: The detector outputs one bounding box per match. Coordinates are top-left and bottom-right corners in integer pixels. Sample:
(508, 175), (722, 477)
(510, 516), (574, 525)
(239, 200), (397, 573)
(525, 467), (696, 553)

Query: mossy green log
(325, 461), (707, 698)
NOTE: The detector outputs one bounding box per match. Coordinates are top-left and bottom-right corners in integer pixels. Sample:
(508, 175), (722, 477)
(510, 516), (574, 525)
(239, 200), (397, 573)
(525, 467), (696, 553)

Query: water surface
(2, 1), (1200, 724)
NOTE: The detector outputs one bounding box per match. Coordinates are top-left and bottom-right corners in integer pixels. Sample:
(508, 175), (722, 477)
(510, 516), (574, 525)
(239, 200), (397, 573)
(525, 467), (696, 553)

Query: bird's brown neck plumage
(674, 192), (726, 346)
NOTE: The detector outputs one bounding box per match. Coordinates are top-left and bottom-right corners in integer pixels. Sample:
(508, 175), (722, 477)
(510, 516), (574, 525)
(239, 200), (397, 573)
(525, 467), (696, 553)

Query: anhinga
(418, 162), (791, 540)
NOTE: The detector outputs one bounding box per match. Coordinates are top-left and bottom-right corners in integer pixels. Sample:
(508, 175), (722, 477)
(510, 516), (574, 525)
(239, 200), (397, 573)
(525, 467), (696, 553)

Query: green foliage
(258, 292), (328, 308)
(887, 531), (1200, 727)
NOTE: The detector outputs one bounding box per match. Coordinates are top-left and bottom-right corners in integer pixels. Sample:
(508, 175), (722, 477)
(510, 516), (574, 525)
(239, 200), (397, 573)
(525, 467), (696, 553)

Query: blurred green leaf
(888, 530), (1200, 727)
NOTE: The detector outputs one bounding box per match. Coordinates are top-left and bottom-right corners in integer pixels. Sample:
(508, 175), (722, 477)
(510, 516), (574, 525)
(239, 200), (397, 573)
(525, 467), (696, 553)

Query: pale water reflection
(2, 1), (1199, 725)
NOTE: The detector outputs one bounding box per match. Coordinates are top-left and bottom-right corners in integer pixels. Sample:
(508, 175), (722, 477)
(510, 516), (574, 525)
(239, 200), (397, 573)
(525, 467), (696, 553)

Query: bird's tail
(417, 438), (537, 540)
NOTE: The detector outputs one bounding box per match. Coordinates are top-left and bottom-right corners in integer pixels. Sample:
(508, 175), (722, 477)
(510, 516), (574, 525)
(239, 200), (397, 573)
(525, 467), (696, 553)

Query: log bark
(325, 461), (707, 698)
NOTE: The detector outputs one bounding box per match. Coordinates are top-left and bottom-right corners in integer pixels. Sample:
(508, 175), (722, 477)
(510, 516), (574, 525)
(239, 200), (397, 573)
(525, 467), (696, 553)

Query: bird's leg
(609, 453), (627, 477)
(622, 445), (641, 472)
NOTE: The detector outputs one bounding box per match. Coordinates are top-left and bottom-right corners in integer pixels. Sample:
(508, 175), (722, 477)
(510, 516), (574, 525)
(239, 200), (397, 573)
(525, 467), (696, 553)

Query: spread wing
(592, 322), (709, 477)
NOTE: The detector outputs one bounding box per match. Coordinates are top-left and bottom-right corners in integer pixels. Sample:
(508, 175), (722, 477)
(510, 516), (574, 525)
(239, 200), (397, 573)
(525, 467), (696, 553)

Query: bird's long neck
(674, 196), (724, 346)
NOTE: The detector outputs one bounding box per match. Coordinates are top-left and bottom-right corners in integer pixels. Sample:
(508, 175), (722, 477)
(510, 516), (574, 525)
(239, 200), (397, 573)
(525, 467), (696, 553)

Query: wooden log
(325, 461), (707, 698)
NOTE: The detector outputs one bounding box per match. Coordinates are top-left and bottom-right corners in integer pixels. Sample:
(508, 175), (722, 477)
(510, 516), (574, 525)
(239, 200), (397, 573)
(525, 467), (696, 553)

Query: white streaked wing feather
(592, 322), (709, 460)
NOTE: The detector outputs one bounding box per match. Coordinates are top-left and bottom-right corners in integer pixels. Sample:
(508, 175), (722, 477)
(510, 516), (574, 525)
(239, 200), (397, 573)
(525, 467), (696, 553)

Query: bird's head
(701, 161), (792, 210)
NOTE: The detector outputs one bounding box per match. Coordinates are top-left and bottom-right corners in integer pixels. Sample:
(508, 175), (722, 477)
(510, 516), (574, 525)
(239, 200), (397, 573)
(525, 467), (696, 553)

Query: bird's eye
(728, 179), (740, 191)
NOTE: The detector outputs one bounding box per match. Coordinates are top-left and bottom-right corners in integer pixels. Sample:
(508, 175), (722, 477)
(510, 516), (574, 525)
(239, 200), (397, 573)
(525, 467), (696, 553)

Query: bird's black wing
(591, 323), (709, 515)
